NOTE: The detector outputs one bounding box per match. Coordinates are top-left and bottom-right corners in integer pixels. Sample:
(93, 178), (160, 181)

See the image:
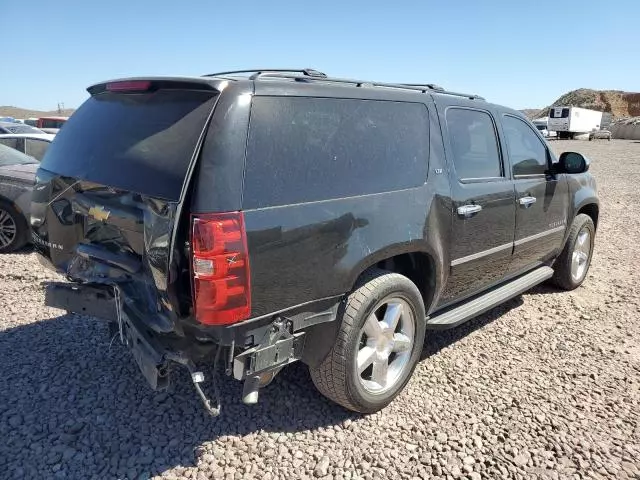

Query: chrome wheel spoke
(571, 228), (591, 281)
(357, 346), (376, 374)
(371, 356), (389, 388)
(355, 296), (416, 394)
(392, 333), (412, 353)
(382, 302), (403, 330)
(0, 232), (10, 247)
(364, 314), (383, 339)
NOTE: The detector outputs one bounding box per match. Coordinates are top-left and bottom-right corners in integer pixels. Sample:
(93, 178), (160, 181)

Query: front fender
(567, 173), (598, 221)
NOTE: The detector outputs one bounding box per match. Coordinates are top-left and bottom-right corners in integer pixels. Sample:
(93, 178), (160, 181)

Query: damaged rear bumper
(44, 281), (309, 414)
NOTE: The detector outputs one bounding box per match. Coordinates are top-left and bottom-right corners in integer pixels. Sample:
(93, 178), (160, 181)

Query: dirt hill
(523, 89), (640, 120)
(0, 106), (76, 119)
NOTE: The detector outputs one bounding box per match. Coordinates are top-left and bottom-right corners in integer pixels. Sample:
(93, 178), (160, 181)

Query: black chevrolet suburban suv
(31, 69), (598, 415)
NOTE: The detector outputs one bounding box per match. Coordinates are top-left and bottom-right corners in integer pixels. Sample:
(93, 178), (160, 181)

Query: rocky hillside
(523, 89), (640, 120)
(0, 106), (75, 119)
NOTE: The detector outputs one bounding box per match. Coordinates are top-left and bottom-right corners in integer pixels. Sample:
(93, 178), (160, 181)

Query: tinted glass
(0, 144), (38, 166)
(40, 90), (217, 200)
(446, 108), (501, 179)
(0, 138), (19, 149)
(502, 116), (548, 176)
(25, 138), (49, 161)
(244, 97), (429, 208)
(549, 108), (570, 119)
(41, 119), (66, 129)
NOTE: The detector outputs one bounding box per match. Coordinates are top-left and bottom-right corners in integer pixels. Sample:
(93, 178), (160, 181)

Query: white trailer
(547, 106), (604, 139)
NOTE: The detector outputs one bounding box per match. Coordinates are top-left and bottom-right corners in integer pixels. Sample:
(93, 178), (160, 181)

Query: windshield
(0, 143), (38, 166)
(549, 108), (570, 119)
(40, 89), (217, 200)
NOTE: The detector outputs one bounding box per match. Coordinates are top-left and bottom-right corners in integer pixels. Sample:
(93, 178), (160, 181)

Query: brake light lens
(106, 80), (152, 92)
(191, 212), (251, 325)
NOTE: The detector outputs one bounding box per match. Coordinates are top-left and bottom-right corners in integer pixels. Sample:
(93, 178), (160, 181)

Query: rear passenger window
(244, 97), (429, 208)
(502, 116), (548, 176)
(25, 139), (49, 161)
(446, 108), (502, 180)
(0, 138), (19, 150)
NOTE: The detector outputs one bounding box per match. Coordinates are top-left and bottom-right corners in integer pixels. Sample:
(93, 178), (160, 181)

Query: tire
(309, 269), (426, 413)
(550, 214), (595, 290)
(0, 201), (29, 253)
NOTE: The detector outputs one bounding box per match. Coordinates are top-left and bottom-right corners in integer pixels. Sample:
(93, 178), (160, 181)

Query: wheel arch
(577, 202), (599, 230)
(348, 243), (443, 314)
(302, 246), (443, 369)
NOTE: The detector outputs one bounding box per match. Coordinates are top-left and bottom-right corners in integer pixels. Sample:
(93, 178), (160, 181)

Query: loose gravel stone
(0, 140), (639, 479)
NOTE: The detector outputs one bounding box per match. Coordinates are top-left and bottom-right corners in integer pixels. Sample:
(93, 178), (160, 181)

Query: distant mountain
(521, 89), (640, 120)
(0, 106), (76, 119)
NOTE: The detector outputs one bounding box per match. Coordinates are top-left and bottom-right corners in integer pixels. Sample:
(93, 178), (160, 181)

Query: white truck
(547, 106), (604, 139)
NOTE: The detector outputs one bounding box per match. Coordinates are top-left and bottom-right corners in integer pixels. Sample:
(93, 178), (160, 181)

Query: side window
(244, 97), (430, 208)
(446, 108), (502, 180)
(25, 139), (49, 161)
(502, 116), (548, 176)
(0, 138), (18, 150)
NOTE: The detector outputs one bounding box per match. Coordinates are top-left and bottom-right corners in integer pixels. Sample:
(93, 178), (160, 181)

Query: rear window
(244, 97), (429, 208)
(40, 90), (217, 200)
(40, 119), (66, 129)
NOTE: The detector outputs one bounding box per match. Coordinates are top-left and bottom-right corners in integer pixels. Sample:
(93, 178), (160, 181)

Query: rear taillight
(190, 212), (251, 325)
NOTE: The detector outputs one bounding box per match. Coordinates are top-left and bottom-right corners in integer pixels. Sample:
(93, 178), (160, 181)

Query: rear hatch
(31, 79), (219, 332)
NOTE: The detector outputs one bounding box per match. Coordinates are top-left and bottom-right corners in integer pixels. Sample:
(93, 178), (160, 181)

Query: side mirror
(558, 152), (589, 174)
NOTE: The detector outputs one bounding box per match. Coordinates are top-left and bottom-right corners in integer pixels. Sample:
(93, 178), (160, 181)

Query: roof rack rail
(202, 68), (327, 79)
(251, 72), (485, 100)
(402, 83), (445, 92)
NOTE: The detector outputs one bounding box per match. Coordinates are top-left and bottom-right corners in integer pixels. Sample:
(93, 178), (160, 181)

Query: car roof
(38, 116), (68, 120)
(92, 71), (532, 119)
(0, 133), (55, 141)
(92, 72), (486, 104)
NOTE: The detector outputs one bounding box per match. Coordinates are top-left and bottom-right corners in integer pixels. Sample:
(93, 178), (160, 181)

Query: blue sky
(2, 0), (638, 111)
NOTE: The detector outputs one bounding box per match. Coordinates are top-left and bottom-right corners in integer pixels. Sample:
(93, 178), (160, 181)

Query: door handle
(457, 204), (482, 217)
(518, 196), (537, 207)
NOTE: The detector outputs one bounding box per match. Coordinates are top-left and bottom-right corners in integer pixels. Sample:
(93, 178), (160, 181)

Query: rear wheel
(0, 201), (28, 253)
(309, 269), (426, 413)
(551, 214), (595, 290)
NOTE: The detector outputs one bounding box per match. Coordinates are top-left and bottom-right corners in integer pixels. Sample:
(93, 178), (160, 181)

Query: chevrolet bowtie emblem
(88, 205), (111, 222)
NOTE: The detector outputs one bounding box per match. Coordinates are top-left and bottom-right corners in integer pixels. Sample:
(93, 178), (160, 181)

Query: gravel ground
(1, 140), (639, 480)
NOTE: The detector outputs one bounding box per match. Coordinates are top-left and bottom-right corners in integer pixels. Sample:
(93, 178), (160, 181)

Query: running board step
(426, 266), (554, 330)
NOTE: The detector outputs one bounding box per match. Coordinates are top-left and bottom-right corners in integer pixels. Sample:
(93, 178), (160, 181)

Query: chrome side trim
(451, 242), (512, 267)
(514, 225), (565, 246)
(514, 173), (546, 179)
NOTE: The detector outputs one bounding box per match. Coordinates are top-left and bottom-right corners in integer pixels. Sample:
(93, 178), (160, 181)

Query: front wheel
(309, 269), (426, 413)
(0, 201), (29, 253)
(550, 214), (595, 290)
